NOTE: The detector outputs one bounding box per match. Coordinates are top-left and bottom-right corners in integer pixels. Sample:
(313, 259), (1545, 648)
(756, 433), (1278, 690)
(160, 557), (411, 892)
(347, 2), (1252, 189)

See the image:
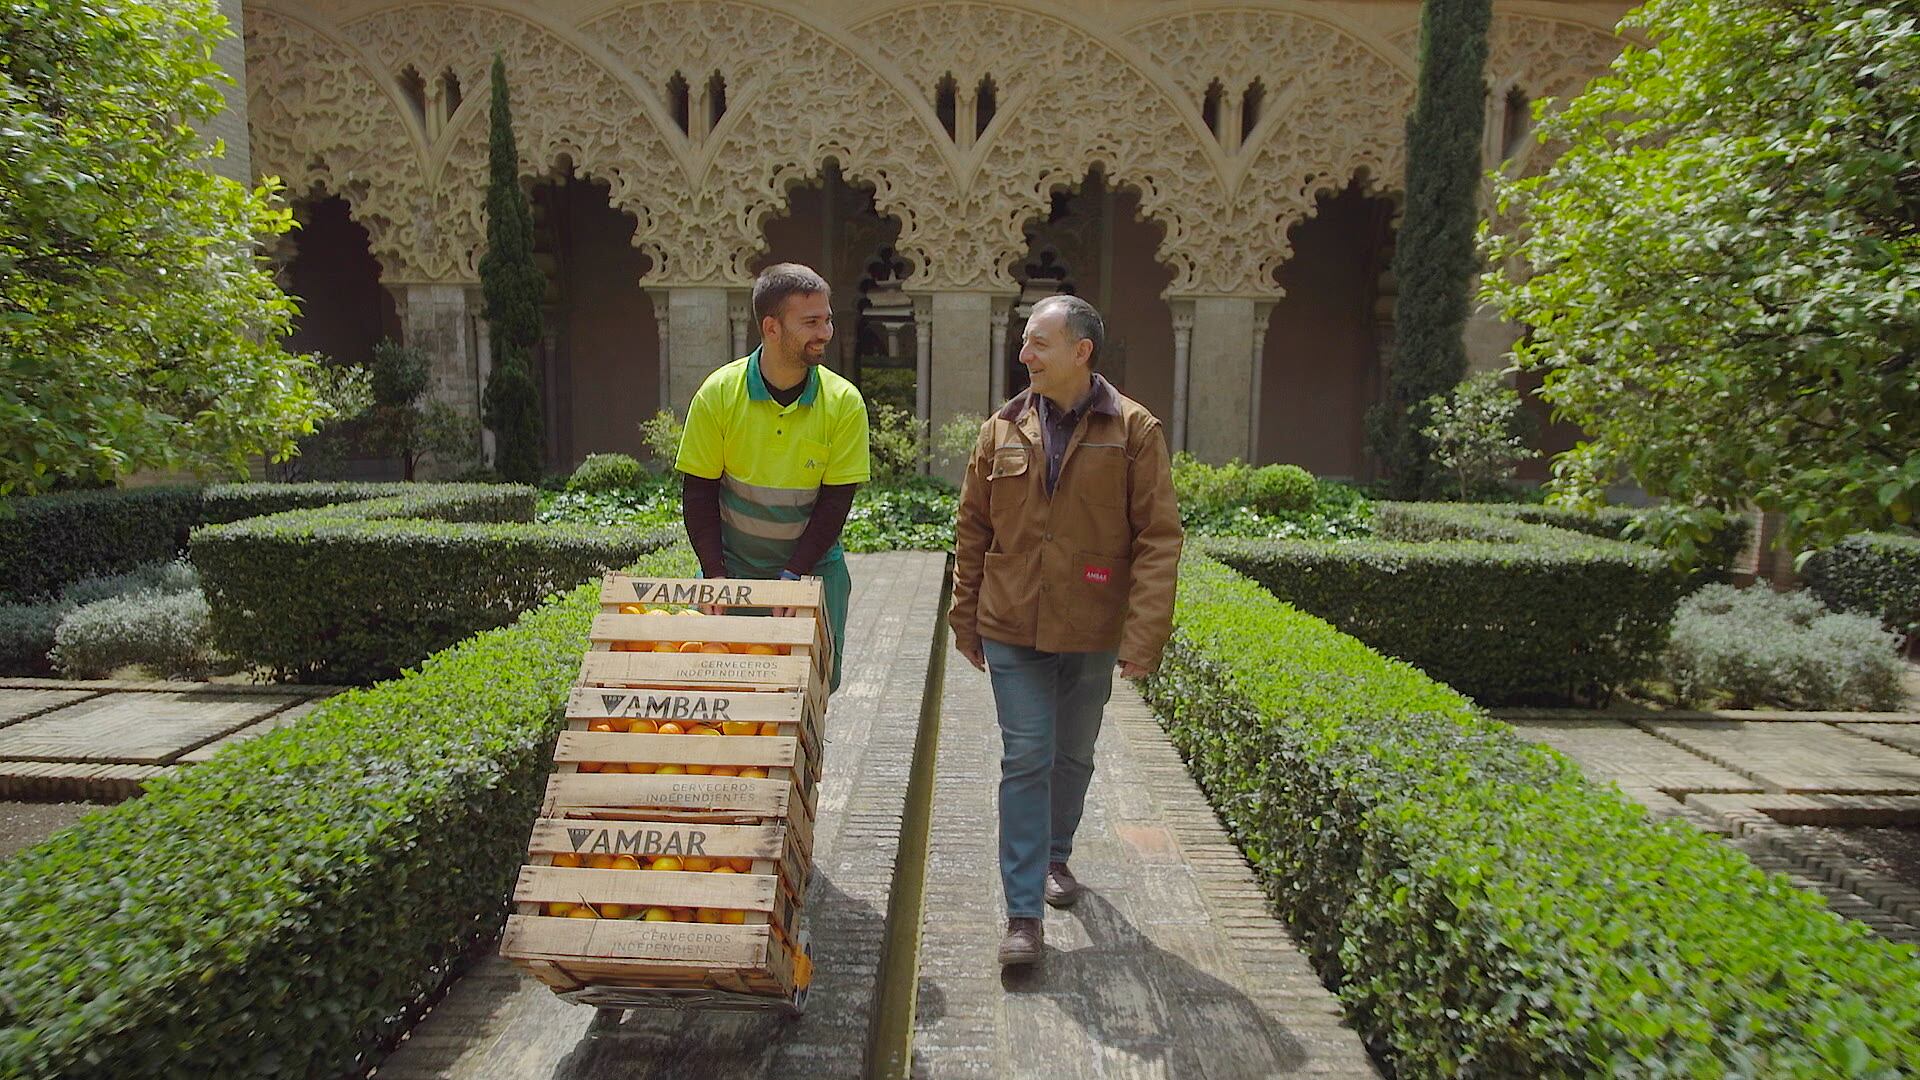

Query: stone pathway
(0, 678), (336, 801)
(912, 655), (1378, 1078)
(1500, 705), (1920, 945)
(373, 551), (945, 1080)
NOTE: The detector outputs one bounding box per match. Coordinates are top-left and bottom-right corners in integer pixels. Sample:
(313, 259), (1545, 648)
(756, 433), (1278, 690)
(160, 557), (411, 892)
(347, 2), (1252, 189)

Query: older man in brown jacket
(949, 293), (1184, 968)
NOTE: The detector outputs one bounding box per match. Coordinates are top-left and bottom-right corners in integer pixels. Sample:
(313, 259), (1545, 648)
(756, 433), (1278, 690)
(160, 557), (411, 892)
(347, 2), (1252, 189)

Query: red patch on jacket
(1083, 565), (1111, 585)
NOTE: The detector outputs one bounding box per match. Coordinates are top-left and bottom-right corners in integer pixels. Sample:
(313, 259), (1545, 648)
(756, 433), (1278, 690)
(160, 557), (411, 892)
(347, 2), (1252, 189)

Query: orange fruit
(686, 763), (713, 775)
(678, 641), (705, 653)
(547, 901), (577, 917)
(671, 907), (696, 922)
(738, 766), (768, 780)
(653, 641), (681, 653)
(618, 603), (647, 615)
(626, 762), (658, 774)
(606, 717), (632, 732)
(746, 644), (779, 656)
(600, 903), (628, 919)
(699, 642), (731, 654)
(657, 722), (686, 736)
(689, 724), (720, 737)
(722, 910), (748, 925)
(566, 907), (599, 920)
(655, 763), (686, 775)
(611, 854), (643, 871)
(710, 865), (737, 875)
(589, 720), (614, 733)
(577, 761), (603, 773)
(683, 856), (715, 872)
(642, 907), (674, 922)
(708, 765), (739, 777)
(551, 853), (582, 869)
(696, 908), (724, 924)
(649, 856), (684, 872)
(630, 719), (659, 734)
(589, 854), (617, 870)
(758, 723), (782, 737)
(721, 721), (759, 737)
(727, 857), (753, 873)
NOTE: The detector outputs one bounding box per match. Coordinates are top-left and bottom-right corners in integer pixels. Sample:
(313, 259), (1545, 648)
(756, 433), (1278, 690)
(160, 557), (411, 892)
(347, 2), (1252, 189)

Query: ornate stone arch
(339, 2), (684, 280)
(857, 2), (1223, 294)
(581, 1), (953, 287)
(1125, 9), (1416, 293)
(1487, 14), (1625, 176)
(245, 6), (439, 280)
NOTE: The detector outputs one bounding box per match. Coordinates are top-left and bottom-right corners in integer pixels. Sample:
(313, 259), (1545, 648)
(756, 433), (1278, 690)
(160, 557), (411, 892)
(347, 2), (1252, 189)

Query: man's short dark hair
(1031, 294), (1105, 368)
(753, 263), (831, 324)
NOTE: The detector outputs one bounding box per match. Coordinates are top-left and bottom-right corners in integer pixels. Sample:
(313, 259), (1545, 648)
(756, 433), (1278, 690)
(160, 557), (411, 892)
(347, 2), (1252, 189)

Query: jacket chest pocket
(987, 445), (1031, 516)
(1069, 443), (1128, 509)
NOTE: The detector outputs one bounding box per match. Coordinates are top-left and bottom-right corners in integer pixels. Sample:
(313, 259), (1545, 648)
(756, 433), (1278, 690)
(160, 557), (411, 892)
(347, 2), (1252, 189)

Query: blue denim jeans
(983, 638), (1117, 919)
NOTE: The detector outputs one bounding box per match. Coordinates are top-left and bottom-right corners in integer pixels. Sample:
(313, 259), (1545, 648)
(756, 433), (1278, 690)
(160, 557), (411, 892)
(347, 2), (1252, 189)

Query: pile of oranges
(546, 852), (758, 923)
(576, 716), (785, 774)
(609, 604), (791, 655)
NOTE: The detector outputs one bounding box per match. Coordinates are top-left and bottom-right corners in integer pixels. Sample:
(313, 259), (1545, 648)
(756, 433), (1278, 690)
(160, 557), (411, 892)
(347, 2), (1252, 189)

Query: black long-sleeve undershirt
(682, 474), (858, 579)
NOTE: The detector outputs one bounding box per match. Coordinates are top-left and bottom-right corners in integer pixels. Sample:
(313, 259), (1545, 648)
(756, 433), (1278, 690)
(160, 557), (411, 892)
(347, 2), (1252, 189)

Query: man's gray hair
(1031, 294), (1105, 368)
(753, 263), (831, 323)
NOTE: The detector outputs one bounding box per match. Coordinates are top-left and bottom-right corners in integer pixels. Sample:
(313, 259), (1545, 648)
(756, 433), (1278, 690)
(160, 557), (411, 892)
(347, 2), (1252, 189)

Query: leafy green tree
(1420, 370), (1539, 501)
(1485, 0), (1919, 552)
(1370, 0), (1493, 498)
(0, 0), (333, 495)
(478, 54), (545, 483)
(362, 340), (478, 480)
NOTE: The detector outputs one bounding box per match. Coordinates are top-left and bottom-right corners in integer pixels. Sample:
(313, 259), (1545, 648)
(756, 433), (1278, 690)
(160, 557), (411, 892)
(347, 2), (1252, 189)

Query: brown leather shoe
(1044, 861), (1082, 908)
(998, 917), (1043, 967)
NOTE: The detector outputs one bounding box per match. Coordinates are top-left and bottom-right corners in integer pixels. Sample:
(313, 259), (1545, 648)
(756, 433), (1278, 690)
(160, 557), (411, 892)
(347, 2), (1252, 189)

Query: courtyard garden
(3, 0), (1917, 1075)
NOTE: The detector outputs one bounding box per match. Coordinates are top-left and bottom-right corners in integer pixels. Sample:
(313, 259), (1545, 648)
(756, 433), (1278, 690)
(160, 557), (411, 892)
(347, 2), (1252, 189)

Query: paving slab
(0, 689), (99, 728)
(0, 690), (301, 764)
(373, 552), (945, 1080)
(1505, 718), (1755, 793)
(1838, 723), (1920, 758)
(912, 653), (1378, 1079)
(1642, 720), (1920, 794)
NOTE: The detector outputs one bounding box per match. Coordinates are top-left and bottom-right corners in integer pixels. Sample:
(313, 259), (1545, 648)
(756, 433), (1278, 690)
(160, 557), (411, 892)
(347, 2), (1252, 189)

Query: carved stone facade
(243, 0), (1629, 468)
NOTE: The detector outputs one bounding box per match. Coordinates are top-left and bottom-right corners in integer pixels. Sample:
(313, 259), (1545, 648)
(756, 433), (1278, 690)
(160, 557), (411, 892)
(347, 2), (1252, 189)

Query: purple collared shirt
(1035, 375), (1118, 495)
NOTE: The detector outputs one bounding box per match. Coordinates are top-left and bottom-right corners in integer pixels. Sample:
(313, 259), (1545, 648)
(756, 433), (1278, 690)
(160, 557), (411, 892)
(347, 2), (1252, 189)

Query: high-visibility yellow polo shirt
(675, 346), (872, 572)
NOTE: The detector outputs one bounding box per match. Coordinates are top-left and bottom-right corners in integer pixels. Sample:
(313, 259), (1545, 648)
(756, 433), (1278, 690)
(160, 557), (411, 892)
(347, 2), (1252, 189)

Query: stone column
(728, 293), (752, 361)
(924, 291), (994, 484)
(649, 290), (671, 417)
(1184, 296), (1257, 464)
(989, 296), (1013, 408)
(912, 294), (933, 430)
(665, 287), (730, 413)
(1248, 300), (1274, 464)
(1169, 302), (1194, 455)
(397, 283), (485, 465)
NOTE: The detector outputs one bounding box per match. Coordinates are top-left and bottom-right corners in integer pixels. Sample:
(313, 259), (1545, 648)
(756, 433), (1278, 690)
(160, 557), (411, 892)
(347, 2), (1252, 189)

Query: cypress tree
(479, 53), (546, 483)
(1372, 0), (1493, 497)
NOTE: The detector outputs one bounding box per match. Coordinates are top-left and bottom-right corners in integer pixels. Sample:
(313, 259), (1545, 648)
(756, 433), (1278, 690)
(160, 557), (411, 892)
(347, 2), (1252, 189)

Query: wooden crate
(501, 575), (833, 1006)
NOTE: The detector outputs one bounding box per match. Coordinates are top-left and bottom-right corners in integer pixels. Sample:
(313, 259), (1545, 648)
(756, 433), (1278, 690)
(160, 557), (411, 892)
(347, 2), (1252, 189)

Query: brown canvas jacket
(949, 377), (1184, 670)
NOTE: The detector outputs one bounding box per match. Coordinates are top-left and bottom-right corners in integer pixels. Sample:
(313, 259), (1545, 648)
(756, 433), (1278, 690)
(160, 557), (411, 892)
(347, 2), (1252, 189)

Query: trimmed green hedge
(1474, 502), (1750, 578)
(193, 484), (665, 684)
(1803, 531), (1920, 639)
(1205, 502), (1685, 703)
(0, 483), (432, 604)
(1143, 552), (1920, 1075)
(0, 545), (698, 1078)
(0, 487), (203, 602)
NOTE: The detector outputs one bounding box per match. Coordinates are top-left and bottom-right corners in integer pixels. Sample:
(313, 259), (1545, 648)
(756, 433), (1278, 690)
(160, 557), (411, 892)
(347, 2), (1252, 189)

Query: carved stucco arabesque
(244, 1), (1625, 298)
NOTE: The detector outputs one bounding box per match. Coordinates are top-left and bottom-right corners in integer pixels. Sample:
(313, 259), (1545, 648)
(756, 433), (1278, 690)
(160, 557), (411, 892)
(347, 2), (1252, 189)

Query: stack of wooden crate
(500, 573), (830, 1014)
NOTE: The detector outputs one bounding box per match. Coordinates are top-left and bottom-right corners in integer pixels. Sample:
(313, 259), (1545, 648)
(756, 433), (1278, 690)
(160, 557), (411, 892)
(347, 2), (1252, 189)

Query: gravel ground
(0, 801), (99, 859)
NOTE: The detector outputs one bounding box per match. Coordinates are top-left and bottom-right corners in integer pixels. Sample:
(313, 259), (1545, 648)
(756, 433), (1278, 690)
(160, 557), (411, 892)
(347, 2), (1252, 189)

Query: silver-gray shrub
(51, 587), (218, 680)
(1663, 584), (1903, 710)
(59, 559), (199, 608)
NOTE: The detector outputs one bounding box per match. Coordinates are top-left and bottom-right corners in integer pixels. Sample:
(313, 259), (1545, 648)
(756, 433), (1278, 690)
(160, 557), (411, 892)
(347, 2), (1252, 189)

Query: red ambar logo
(1083, 565), (1111, 585)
